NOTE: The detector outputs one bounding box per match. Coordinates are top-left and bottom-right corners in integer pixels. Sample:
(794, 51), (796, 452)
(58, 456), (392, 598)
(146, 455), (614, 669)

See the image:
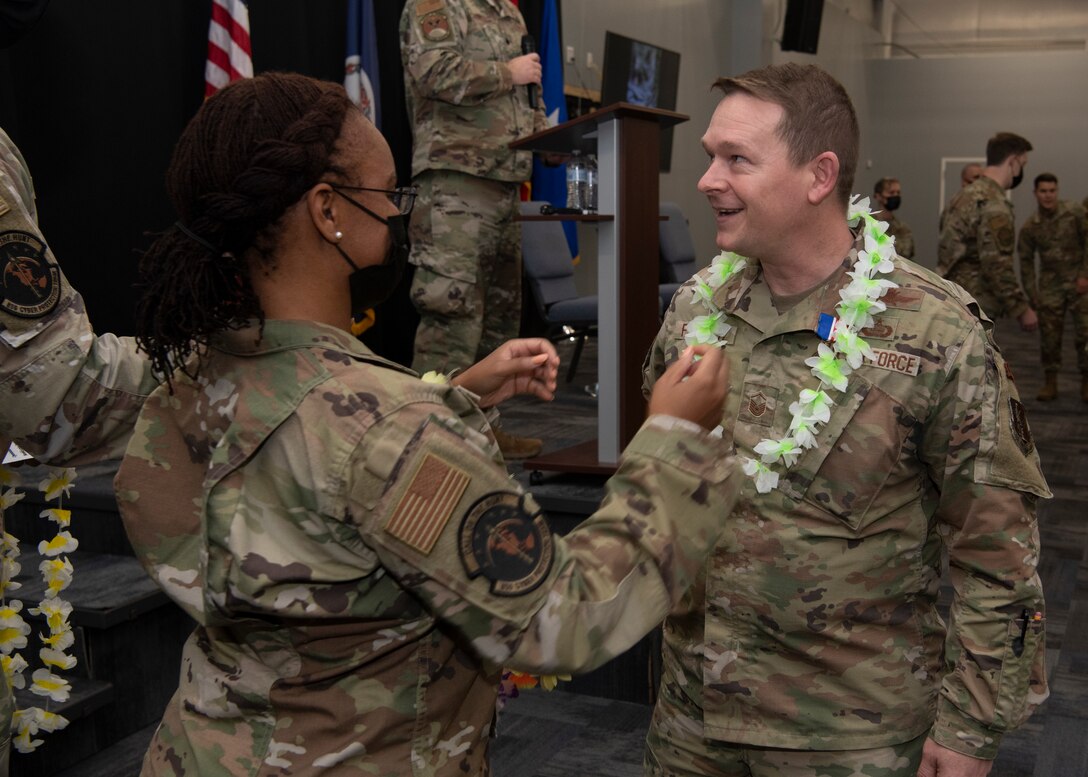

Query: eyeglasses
(325, 184), (418, 216)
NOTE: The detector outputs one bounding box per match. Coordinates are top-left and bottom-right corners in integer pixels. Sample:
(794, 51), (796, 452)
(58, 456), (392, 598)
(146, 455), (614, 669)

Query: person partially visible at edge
(1017, 172), (1088, 402)
(872, 176), (914, 259)
(400, 0), (550, 459)
(939, 162), (983, 233)
(0, 73), (744, 775)
(643, 63), (1050, 777)
(938, 132), (1039, 333)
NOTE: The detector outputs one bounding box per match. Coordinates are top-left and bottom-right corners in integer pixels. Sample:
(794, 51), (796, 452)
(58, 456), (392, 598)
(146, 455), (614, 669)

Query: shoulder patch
(419, 10), (451, 41)
(415, 0), (445, 15)
(1008, 398), (1033, 455)
(459, 492), (554, 597)
(0, 229), (60, 319)
(384, 452), (471, 555)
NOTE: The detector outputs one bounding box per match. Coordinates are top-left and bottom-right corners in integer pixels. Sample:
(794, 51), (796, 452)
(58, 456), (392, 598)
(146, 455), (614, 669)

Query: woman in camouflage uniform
(0, 74), (741, 775)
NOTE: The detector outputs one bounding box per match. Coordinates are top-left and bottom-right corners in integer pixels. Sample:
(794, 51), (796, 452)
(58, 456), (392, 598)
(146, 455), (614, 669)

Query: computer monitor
(600, 31), (681, 172)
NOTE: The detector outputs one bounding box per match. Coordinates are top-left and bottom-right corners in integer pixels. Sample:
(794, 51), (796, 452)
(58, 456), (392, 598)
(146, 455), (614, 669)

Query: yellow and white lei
(683, 196), (899, 494)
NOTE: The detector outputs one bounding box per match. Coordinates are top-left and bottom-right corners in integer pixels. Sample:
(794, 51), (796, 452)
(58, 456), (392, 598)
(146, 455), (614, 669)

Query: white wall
(559, 0), (882, 292)
(865, 51), (1088, 270)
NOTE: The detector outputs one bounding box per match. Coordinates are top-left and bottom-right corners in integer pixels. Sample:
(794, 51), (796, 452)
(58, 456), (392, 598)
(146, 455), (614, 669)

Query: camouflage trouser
(1035, 281), (1088, 373)
(408, 170), (522, 374)
(644, 683), (927, 777)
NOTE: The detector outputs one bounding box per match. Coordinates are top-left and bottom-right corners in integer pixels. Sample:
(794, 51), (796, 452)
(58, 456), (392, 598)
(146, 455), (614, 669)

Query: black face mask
(1010, 166), (1025, 190)
(328, 188), (410, 321)
(883, 195), (901, 212)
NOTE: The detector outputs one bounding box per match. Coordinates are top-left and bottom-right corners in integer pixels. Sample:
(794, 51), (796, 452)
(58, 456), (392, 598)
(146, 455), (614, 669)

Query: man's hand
(453, 338), (559, 408)
(508, 53), (541, 86)
(647, 345), (729, 431)
(1017, 307), (1039, 332)
(1075, 276), (1088, 295)
(916, 739), (992, 777)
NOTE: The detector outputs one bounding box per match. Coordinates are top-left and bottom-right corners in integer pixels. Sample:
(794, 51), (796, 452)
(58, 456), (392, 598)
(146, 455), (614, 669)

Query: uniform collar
(712, 230), (863, 340)
(212, 319), (417, 377)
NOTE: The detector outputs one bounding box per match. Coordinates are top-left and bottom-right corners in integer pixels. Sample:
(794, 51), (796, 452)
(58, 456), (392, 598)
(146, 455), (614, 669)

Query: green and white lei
(683, 195), (899, 494)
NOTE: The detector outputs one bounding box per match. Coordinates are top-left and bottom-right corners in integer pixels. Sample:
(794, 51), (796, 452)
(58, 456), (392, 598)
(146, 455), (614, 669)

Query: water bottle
(585, 154), (598, 212)
(566, 150), (587, 210)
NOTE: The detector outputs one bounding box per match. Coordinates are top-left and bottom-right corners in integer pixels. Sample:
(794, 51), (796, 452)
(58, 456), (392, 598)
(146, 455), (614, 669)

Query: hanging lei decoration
(0, 460), (78, 753)
(683, 195), (899, 494)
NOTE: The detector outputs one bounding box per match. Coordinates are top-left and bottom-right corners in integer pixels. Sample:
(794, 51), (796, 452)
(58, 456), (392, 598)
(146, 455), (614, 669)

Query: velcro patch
(415, 0), (445, 16)
(384, 452), (470, 555)
(866, 348), (921, 376)
(419, 10), (450, 41)
(0, 230), (60, 319)
(859, 315), (899, 340)
(881, 287), (924, 311)
(739, 383), (779, 427)
(459, 492), (553, 597)
(1008, 398), (1033, 454)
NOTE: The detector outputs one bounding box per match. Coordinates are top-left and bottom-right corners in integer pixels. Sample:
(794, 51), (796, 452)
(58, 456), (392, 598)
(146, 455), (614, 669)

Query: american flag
(205, 0), (253, 97)
(384, 454), (470, 555)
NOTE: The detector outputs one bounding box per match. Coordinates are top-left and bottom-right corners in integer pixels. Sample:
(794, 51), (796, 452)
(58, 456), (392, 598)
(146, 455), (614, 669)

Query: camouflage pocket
(994, 613), (1044, 728)
(788, 381), (912, 531)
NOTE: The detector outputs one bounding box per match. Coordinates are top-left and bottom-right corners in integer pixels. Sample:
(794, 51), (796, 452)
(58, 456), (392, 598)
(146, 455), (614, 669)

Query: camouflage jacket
(2, 131), (743, 775)
(643, 232), (1050, 759)
(400, 0), (547, 182)
(938, 175), (1031, 318)
(880, 212), (914, 260)
(1017, 200), (1088, 304)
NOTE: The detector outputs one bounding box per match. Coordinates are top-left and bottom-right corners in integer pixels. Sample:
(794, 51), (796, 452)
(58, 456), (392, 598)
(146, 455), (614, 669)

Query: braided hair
(135, 72), (354, 383)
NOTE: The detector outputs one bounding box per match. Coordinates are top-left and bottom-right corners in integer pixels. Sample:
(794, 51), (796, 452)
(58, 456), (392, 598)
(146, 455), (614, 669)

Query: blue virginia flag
(531, 0), (577, 256)
(344, 0), (380, 128)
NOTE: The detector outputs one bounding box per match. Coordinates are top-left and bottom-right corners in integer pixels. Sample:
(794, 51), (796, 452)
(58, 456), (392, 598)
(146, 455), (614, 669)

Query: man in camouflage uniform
(939, 163), (983, 234)
(643, 64), (1049, 777)
(1, 75), (744, 776)
(1017, 172), (1088, 401)
(872, 176), (914, 259)
(938, 132), (1039, 334)
(400, 0), (549, 458)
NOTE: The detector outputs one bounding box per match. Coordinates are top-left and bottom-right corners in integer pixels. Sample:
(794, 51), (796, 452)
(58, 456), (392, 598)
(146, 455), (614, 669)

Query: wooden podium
(512, 103), (688, 474)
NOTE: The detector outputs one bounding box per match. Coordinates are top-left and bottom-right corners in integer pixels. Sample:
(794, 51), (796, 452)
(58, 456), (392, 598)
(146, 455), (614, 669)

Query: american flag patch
(384, 453), (470, 555)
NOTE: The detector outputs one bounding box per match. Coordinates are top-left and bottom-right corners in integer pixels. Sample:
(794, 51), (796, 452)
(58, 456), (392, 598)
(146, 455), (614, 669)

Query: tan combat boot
(1037, 371), (1058, 402)
(493, 427), (543, 460)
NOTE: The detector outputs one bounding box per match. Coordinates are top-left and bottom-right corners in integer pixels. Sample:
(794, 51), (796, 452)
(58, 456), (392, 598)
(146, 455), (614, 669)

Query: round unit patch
(0, 230), (60, 318)
(1008, 398), (1034, 455)
(459, 492), (553, 596)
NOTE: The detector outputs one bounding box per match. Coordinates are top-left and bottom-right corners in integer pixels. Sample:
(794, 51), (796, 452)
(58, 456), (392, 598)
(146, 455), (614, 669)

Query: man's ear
(808, 151), (840, 205)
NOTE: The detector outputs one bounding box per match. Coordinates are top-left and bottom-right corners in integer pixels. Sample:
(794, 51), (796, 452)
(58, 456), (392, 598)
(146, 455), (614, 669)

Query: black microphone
(520, 34), (538, 110)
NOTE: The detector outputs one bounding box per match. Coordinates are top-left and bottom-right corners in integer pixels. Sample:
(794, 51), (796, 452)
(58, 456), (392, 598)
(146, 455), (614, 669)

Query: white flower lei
(683, 196), (899, 494)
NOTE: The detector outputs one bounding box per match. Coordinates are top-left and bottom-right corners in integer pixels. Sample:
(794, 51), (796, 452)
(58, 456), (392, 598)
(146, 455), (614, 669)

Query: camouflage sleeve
(936, 207), (968, 277)
(1017, 218), (1038, 306)
(0, 128), (157, 465)
(921, 322), (1049, 759)
(976, 202), (1030, 317)
(351, 398), (740, 675)
(896, 223), (915, 260)
(401, 0), (514, 106)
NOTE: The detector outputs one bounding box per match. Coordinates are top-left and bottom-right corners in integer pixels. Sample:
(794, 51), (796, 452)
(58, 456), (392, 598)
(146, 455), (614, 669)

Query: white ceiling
(880, 0), (1088, 57)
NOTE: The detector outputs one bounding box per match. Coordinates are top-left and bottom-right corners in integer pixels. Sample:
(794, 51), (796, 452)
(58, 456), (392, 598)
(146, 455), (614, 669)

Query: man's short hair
(985, 132), (1032, 166)
(1033, 172), (1058, 189)
(713, 64), (858, 206)
(960, 163), (981, 185)
(873, 177), (898, 196)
